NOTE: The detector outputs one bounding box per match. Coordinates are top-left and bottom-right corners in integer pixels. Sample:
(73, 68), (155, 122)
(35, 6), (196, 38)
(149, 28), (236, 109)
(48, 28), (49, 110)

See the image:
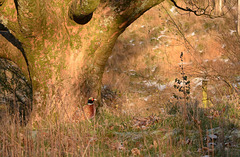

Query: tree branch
(112, 0), (165, 29)
(170, 0), (236, 18)
(170, 0), (214, 17)
(87, 0), (165, 82)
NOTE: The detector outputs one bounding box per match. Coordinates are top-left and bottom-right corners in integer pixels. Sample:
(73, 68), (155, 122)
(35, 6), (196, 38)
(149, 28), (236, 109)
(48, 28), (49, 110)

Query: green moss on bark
(69, 0), (100, 24)
(70, 0), (100, 16)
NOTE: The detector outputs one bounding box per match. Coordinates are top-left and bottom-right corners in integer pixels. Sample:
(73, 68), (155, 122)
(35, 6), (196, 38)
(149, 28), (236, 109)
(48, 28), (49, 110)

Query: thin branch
(170, 0), (236, 18)
(161, 4), (206, 72)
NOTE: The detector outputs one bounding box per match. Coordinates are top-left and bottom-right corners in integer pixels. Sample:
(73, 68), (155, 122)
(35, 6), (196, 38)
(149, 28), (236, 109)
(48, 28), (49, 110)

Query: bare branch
(170, 0), (210, 16)
(170, 0), (235, 18)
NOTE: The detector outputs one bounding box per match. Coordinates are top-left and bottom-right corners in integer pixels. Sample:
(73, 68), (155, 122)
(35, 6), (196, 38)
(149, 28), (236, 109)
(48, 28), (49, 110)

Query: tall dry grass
(1, 92), (239, 156)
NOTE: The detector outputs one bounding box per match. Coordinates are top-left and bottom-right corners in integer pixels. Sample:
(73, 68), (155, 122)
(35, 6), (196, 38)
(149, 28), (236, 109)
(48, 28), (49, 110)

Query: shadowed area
(0, 58), (32, 125)
(0, 24), (32, 125)
(72, 12), (93, 24)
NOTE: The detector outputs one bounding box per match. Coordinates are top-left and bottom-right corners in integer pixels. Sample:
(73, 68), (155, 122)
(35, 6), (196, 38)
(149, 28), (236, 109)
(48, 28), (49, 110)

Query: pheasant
(72, 97), (97, 122)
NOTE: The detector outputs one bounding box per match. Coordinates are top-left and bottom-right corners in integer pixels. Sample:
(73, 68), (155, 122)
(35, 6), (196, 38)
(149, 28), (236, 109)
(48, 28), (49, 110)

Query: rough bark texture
(0, 0), (164, 120)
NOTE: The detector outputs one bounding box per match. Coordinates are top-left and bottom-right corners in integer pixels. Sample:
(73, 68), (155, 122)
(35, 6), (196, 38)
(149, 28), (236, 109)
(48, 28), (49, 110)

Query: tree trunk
(0, 0), (164, 120)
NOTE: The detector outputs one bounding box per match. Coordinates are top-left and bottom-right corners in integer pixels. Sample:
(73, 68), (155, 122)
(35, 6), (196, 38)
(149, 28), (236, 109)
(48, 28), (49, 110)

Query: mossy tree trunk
(0, 0), (164, 119)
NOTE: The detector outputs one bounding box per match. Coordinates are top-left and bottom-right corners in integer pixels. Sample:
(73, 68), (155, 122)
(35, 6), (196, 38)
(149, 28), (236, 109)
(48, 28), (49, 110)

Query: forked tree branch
(170, 0), (235, 18)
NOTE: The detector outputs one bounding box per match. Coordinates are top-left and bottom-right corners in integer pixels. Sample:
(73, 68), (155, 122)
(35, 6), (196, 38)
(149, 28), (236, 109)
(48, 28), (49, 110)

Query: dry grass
(1, 93), (240, 156)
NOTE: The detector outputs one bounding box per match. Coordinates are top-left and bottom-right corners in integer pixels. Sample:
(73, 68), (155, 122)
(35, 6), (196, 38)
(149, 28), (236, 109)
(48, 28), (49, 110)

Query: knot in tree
(69, 0), (100, 24)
